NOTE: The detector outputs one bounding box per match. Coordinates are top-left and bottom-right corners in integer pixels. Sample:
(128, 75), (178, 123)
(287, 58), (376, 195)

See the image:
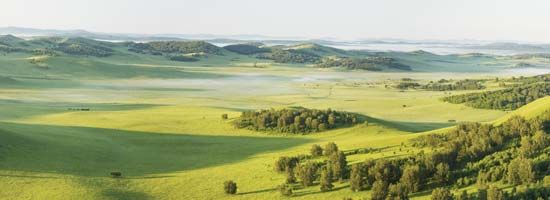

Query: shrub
(223, 180), (237, 194)
(110, 171), (122, 178)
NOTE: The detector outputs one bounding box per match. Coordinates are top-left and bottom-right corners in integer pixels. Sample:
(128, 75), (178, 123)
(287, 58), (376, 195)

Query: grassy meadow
(0, 37), (549, 200)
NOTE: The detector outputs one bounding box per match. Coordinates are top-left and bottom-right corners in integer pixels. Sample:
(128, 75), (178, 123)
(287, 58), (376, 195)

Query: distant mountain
(4, 27), (550, 55)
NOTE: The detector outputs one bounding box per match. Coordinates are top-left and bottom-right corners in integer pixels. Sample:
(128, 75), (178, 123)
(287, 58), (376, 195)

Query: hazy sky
(2, 0), (550, 42)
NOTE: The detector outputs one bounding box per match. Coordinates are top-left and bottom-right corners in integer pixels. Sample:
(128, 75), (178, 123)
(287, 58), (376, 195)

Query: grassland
(0, 36), (549, 199)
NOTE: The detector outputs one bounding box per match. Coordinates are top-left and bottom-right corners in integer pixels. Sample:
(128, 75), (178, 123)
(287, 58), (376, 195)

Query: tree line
(395, 79), (485, 91)
(442, 82), (549, 110)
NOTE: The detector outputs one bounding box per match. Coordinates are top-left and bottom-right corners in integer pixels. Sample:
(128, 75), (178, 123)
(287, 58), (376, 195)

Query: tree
(507, 157), (534, 185)
(370, 160), (400, 184)
(278, 184), (293, 196)
(329, 151), (348, 181)
(387, 182), (409, 200)
(223, 180), (237, 194)
(274, 156), (298, 172)
(310, 144), (323, 157)
(431, 188), (453, 200)
(221, 113), (228, 120)
(328, 113), (336, 127)
(285, 167), (296, 184)
(542, 176), (550, 188)
(400, 164), (421, 193)
(371, 180), (388, 200)
(456, 190), (469, 200)
(318, 123), (327, 131)
(487, 186), (504, 200)
(324, 142), (338, 156)
(532, 131), (548, 152)
(435, 163), (450, 185)
(478, 187), (488, 200)
(297, 162), (318, 187)
(350, 163), (368, 192)
(520, 136), (536, 158)
(319, 166), (334, 191)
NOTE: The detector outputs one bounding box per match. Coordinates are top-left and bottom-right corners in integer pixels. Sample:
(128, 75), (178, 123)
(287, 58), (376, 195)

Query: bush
(223, 180), (237, 194)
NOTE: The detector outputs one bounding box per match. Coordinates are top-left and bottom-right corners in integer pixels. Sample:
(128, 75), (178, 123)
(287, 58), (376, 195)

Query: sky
(2, 0), (550, 42)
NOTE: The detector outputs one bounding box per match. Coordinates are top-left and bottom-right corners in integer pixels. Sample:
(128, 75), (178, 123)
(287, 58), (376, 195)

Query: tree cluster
(223, 44), (270, 55)
(128, 41), (224, 55)
(234, 107), (360, 134)
(317, 56), (411, 71)
(256, 49), (320, 64)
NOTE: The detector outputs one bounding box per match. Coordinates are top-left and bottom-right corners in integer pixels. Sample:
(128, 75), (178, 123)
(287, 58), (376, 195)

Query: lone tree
(223, 180), (237, 194)
(323, 142), (338, 156)
(431, 187), (453, 200)
(221, 113), (228, 120)
(310, 144), (323, 157)
(319, 166), (334, 192)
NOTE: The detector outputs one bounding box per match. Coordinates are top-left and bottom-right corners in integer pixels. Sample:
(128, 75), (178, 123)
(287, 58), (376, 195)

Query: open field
(1, 37), (549, 200)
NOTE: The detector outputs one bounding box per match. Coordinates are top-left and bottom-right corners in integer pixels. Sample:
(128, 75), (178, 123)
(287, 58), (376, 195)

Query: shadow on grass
(101, 188), (152, 200)
(239, 187), (277, 195)
(363, 115), (454, 133)
(292, 184), (349, 197)
(0, 121), (313, 177)
(0, 174), (61, 179)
